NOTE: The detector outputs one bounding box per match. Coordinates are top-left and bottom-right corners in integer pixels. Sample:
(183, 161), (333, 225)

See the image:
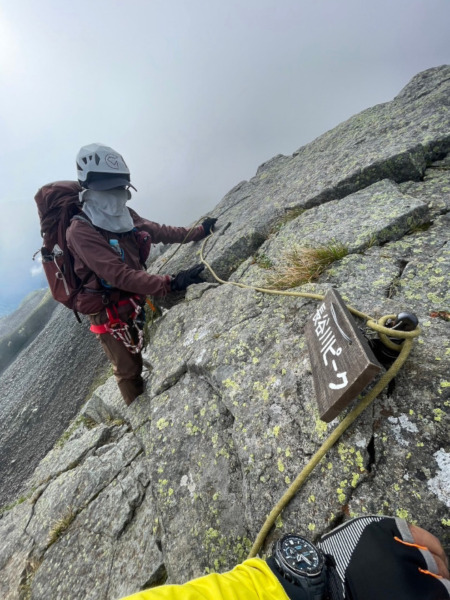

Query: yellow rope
(197, 233), (421, 557)
(155, 229), (421, 554)
(156, 217), (205, 274)
(199, 234), (420, 341)
(248, 332), (416, 557)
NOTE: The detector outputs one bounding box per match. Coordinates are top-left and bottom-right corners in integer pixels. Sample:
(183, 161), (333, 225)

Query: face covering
(80, 188), (135, 233)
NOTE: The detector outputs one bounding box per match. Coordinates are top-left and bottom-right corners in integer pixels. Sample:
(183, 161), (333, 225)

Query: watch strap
(307, 571), (328, 600)
(267, 557), (310, 600)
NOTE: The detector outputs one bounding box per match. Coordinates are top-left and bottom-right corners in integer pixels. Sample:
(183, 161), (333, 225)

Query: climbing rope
(197, 233), (421, 558)
(247, 331), (416, 557)
(154, 226), (421, 557)
(155, 217), (205, 274)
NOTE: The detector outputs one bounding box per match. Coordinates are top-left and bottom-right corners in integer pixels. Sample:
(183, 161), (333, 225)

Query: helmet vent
(95, 153), (100, 165)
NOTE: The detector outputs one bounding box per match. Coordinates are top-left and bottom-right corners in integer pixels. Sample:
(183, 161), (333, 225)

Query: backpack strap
(70, 214), (114, 301)
(71, 213), (96, 228)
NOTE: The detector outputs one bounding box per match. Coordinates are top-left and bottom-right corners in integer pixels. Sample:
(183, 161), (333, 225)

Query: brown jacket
(66, 207), (205, 314)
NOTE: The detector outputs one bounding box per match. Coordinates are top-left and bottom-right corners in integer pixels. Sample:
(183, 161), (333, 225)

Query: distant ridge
(0, 289), (48, 335)
(0, 289), (57, 374)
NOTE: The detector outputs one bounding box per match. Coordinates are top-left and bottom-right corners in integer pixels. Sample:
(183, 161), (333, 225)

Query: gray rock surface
(0, 305), (110, 507)
(0, 65), (449, 600)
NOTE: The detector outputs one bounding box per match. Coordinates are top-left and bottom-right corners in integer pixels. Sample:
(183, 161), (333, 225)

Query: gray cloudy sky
(0, 0), (449, 317)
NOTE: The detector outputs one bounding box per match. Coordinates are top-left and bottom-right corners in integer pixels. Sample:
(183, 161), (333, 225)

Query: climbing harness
(89, 296), (145, 354)
(195, 232), (422, 559)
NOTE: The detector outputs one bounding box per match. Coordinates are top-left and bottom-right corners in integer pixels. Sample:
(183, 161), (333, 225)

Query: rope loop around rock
(156, 228), (422, 557)
(196, 233), (421, 558)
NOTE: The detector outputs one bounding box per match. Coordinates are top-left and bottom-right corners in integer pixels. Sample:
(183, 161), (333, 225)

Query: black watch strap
(267, 557), (311, 600)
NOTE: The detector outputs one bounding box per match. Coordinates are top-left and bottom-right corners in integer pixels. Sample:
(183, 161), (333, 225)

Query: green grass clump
(55, 415), (97, 449)
(20, 558), (42, 600)
(269, 207), (306, 235)
(265, 242), (348, 289)
(253, 252), (273, 270)
(47, 507), (76, 546)
(0, 494), (28, 517)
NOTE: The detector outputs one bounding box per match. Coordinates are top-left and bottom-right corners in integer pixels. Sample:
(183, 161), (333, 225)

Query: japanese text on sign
(312, 303), (348, 390)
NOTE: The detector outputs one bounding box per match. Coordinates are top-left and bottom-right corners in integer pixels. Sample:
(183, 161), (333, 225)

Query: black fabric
(318, 517), (449, 600)
(201, 217), (218, 235)
(266, 557), (310, 600)
(171, 264), (205, 291)
(345, 520), (446, 600)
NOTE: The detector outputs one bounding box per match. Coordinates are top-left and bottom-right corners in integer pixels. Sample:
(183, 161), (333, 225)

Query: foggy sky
(1, 0), (449, 317)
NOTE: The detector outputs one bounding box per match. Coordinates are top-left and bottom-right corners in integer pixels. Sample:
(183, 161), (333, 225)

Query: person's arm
(129, 209), (206, 245)
(120, 558), (289, 600)
(119, 517), (449, 600)
(67, 220), (172, 297)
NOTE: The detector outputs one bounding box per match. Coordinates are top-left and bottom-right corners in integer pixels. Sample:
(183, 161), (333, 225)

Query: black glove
(170, 264), (205, 292)
(317, 516), (450, 600)
(201, 217), (218, 236)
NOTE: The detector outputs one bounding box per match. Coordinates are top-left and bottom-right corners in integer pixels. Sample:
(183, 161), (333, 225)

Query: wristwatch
(268, 534), (328, 600)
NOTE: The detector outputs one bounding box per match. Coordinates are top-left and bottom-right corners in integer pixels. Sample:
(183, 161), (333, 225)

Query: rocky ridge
(0, 65), (449, 600)
(0, 290), (56, 375)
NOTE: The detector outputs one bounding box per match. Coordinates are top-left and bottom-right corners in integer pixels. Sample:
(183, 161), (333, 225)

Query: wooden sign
(305, 289), (382, 422)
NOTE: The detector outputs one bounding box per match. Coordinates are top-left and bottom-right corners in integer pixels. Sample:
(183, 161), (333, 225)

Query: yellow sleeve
(120, 558), (289, 600)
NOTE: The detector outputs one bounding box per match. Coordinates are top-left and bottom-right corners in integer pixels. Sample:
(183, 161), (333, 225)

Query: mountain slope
(0, 65), (449, 600)
(0, 290), (57, 375)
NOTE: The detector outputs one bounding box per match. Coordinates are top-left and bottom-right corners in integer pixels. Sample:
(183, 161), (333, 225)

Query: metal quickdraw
(89, 296), (145, 354)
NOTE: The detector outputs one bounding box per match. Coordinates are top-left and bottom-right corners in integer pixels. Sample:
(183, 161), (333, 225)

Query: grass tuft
(0, 494), (29, 517)
(408, 221), (432, 234)
(269, 207), (306, 235)
(253, 252), (273, 270)
(47, 507), (76, 547)
(20, 558), (42, 600)
(265, 242), (348, 290)
(55, 415), (97, 449)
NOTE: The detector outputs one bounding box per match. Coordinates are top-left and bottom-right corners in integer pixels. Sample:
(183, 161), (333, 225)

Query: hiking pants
(90, 309), (144, 406)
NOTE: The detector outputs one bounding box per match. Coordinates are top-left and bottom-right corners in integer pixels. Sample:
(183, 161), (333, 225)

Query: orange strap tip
(394, 536), (428, 551)
(418, 568), (443, 580)
(146, 298), (157, 313)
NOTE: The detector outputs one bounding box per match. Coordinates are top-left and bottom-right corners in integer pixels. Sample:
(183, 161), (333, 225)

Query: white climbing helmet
(76, 143), (136, 190)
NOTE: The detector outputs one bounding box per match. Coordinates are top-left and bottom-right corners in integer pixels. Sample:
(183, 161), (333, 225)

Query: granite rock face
(0, 65), (449, 600)
(0, 304), (110, 508)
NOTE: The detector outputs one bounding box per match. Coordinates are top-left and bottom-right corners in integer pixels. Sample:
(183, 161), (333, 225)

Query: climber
(119, 515), (449, 600)
(66, 143), (217, 406)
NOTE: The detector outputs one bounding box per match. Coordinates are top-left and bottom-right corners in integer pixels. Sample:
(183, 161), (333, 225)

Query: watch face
(279, 535), (323, 577)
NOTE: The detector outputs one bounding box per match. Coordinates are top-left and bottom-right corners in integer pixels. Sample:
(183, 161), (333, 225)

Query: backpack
(34, 181), (84, 319)
(34, 181), (152, 320)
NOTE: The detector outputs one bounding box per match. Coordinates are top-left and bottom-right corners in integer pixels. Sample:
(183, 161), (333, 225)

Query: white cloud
(1, 0), (450, 316)
(30, 257), (43, 278)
